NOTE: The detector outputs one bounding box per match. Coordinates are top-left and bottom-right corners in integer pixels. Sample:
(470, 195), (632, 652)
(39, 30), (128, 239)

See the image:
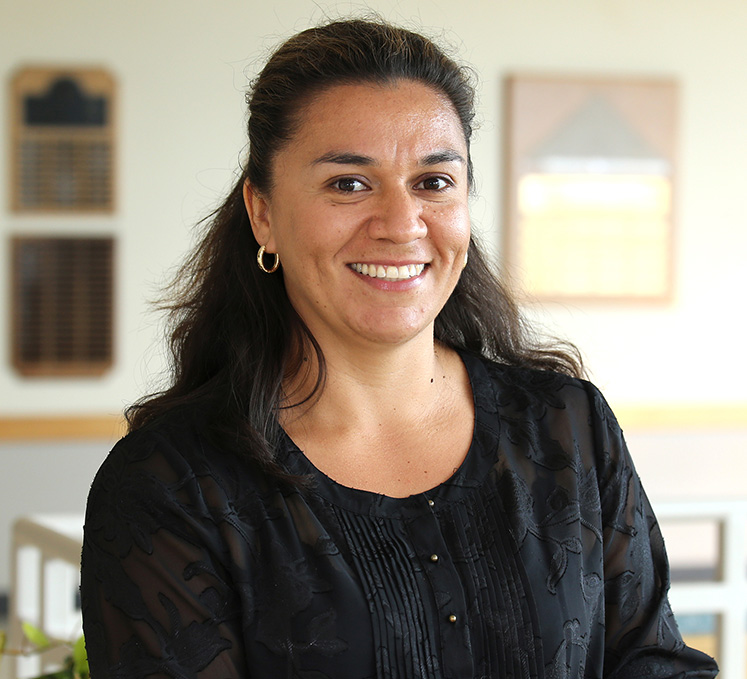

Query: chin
(353, 315), (434, 346)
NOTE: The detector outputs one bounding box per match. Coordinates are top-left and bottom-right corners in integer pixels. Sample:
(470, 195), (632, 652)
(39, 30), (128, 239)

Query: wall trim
(0, 415), (126, 441)
(0, 405), (745, 441)
(613, 404), (747, 430)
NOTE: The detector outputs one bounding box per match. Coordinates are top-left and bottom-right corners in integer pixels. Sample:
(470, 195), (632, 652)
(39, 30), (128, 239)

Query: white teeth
(350, 263), (425, 281)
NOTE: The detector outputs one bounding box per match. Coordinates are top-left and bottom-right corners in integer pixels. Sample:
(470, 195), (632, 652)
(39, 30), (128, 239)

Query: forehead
(284, 80), (468, 156)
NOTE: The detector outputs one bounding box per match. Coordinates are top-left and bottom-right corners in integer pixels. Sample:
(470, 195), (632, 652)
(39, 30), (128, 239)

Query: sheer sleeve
(588, 386), (719, 678)
(80, 428), (249, 679)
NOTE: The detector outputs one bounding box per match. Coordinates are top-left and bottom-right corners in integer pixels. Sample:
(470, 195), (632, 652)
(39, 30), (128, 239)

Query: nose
(367, 187), (428, 243)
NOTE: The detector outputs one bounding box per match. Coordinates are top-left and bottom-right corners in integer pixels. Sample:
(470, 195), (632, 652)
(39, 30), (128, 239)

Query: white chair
(9, 515), (83, 679)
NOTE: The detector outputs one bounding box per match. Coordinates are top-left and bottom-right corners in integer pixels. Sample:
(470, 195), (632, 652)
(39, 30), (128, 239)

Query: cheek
(267, 207), (310, 259)
(272, 199), (346, 249)
(438, 205), (471, 248)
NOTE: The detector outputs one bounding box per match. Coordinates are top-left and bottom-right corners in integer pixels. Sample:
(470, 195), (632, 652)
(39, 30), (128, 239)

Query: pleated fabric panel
(439, 481), (542, 678)
(333, 507), (441, 679)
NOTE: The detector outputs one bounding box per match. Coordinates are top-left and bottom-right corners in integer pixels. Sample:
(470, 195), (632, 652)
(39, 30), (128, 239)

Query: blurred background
(1, 0), (745, 676)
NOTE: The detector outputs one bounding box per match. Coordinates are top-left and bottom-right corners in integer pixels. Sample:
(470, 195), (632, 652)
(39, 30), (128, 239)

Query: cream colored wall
(2, 0), (746, 415)
(1, 0), (746, 591)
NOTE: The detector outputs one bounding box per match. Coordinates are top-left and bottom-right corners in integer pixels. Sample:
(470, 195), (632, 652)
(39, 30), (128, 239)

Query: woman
(81, 18), (718, 679)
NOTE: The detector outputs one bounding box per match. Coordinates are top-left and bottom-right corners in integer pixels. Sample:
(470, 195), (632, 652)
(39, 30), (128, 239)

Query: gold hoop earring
(257, 245), (280, 274)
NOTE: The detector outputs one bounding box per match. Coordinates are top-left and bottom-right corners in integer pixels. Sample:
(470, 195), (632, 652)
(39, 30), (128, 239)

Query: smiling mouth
(350, 263), (426, 281)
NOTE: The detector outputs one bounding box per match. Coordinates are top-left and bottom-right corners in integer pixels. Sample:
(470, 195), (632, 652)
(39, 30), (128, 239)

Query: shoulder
(86, 409), (273, 538)
(90, 409), (217, 494)
(85, 408), (290, 571)
(464, 354), (639, 535)
(463, 351), (626, 473)
(464, 350), (617, 428)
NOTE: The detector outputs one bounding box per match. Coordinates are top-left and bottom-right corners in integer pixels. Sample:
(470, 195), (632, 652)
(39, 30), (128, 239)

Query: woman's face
(245, 80), (471, 353)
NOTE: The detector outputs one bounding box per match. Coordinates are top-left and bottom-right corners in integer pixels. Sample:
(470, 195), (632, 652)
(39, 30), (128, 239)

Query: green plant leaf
(22, 622), (51, 649)
(72, 635), (89, 678)
(0, 629), (6, 673)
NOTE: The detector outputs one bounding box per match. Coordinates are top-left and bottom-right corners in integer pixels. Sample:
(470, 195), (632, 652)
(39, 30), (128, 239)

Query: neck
(280, 328), (455, 430)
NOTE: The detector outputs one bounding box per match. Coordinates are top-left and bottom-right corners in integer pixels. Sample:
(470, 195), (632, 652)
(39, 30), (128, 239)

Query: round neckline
(277, 350), (499, 517)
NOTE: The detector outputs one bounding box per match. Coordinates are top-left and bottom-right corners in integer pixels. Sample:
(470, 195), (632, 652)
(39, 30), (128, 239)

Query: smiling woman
(80, 18), (718, 679)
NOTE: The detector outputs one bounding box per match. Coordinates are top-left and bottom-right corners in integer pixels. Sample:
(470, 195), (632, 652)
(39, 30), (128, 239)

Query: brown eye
(333, 177), (367, 192)
(416, 176), (451, 191)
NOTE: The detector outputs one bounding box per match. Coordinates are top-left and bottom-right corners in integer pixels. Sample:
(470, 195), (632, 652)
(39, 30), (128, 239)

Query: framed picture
(10, 66), (116, 213)
(503, 74), (677, 302)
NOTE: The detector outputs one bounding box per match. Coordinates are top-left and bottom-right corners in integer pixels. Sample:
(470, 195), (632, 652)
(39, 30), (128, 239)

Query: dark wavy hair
(127, 18), (583, 481)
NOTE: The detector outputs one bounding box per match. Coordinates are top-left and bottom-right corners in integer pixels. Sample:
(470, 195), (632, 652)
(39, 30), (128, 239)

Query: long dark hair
(127, 18), (583, 481)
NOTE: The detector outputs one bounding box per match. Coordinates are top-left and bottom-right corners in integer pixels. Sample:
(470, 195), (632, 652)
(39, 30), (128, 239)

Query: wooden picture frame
(503, 74), (678, 303)
(11, 236), (115, 376)
(10, 66), (116, 213)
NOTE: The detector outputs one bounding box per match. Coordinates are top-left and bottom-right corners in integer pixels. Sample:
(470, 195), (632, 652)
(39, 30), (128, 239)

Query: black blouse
(81, 352), (718, 678)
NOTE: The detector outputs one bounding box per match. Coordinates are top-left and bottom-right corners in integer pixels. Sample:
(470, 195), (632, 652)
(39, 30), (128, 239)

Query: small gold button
(448, 614), (457, 623)
(428, 499), (435, 507)
(430, 554), (439, 563)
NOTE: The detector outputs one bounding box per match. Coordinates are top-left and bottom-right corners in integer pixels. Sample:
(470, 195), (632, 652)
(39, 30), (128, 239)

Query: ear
(243, 180), (277, 252)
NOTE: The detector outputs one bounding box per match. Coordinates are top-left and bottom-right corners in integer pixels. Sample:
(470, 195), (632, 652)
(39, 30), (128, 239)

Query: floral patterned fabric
(81, 351), (718, 678)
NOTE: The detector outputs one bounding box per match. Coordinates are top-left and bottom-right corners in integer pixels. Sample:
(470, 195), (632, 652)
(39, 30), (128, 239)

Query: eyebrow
(420, 149), (466, 166)
(311, 149), (466, 167)
(312, 151), (375, 166)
